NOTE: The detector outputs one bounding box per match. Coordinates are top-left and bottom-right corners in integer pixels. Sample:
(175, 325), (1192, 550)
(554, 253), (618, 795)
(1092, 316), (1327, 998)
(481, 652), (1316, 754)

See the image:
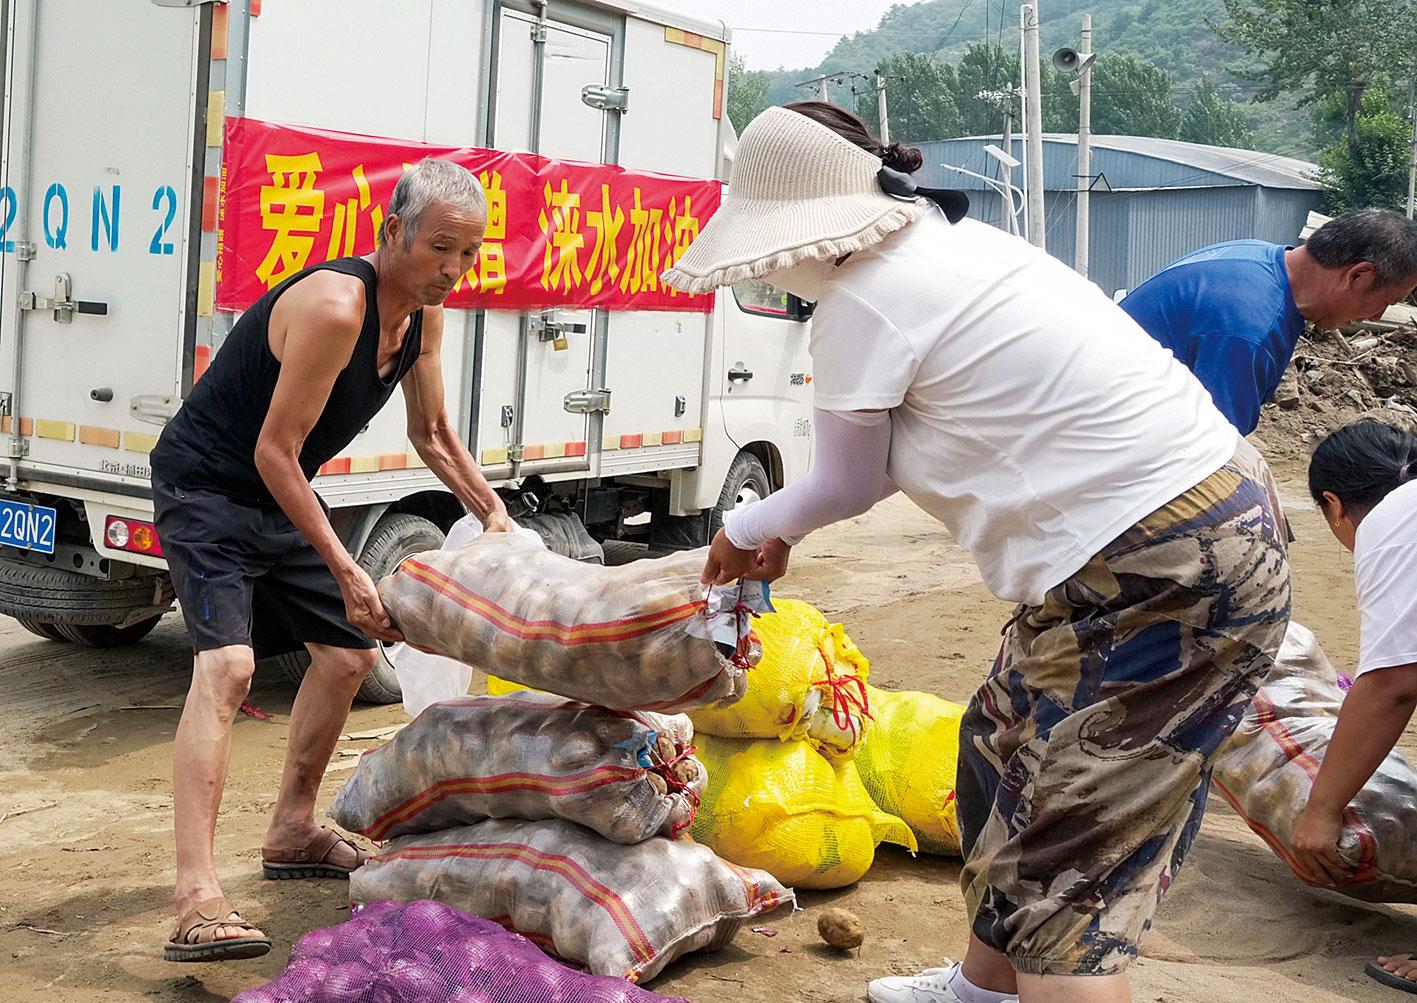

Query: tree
(1180, 79), (1255, 147)
(1315, 87), (1413, 212)
(951, 43), (1020, 137)
(1087, 54), (1183, 138)
(1217, 0), (1416, 158)
(726, 53), (773, 134)
(858, 52), (963, 143)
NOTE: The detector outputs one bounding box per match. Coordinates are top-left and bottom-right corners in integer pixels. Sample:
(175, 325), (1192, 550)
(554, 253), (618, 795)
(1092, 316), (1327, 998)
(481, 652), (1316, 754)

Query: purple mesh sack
(231, 900), (688, 1003)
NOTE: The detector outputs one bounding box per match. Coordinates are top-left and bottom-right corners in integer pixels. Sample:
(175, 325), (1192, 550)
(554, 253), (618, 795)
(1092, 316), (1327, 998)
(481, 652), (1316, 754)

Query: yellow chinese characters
(255, 153), (325, 289)
(453, 169), (508, 295)
(538, 179), (584, 293)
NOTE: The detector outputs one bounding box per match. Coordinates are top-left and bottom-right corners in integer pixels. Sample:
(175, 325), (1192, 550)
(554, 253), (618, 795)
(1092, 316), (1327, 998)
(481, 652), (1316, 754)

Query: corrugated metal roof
(918, 135), (1321, 193)
(1052, 134), (1321, 190)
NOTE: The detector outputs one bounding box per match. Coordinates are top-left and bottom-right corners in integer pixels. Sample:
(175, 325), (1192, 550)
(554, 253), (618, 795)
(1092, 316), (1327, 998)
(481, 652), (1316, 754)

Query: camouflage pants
(957, 445), (1291, 976)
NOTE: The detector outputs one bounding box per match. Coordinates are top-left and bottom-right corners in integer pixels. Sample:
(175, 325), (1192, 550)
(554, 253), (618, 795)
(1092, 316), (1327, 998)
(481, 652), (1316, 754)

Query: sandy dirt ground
(1, 459), (1415, 1002)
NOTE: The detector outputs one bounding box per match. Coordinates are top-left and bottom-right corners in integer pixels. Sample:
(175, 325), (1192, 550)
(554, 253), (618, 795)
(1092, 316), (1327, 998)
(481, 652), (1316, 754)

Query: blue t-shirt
(1120, 240), (1305, 435)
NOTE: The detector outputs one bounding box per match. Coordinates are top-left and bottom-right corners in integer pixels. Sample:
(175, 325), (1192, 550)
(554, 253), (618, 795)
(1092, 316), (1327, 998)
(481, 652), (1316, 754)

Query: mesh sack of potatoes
(378, 531), (766, 712)
(332, 692), (705, 844)
(689, 734), (915, 889)
(1213, 620), (1417, 902)
(852, 684), (966, 856)
(688, 599), (873, 760)
(350, 817), (793, 983)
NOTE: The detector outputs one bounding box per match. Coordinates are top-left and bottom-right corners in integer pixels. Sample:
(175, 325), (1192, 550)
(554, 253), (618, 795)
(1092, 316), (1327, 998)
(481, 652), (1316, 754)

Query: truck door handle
(727, 367), (754, 383)
(18, 273), (108, 324)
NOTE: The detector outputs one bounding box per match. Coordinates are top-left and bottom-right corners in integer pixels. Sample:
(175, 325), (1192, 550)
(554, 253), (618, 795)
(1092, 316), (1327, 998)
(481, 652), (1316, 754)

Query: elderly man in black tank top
(151, 159), (510, 961)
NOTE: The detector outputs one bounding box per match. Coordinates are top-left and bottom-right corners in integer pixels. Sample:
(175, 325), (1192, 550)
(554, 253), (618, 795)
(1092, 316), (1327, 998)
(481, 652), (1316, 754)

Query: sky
(657, 0), (901, 71)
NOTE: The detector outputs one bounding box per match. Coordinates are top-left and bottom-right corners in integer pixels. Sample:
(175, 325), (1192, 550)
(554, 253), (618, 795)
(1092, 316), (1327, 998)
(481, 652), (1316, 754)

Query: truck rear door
(480, 2), (612, 479)
(0, 0), (208, 491)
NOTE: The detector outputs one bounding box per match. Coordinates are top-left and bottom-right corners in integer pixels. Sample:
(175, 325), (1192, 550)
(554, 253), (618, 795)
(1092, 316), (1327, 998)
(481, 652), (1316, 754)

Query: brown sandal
(262, 825), (368, 880)
(164, 896), (272, 962)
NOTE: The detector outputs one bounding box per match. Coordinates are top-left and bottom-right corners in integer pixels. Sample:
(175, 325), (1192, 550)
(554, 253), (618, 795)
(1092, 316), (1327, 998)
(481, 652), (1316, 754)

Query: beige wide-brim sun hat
(661, 106), (960, 295)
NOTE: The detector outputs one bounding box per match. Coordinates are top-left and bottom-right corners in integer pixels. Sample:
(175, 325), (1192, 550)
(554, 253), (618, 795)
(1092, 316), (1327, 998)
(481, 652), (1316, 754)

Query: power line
(930, 1), (976, 58)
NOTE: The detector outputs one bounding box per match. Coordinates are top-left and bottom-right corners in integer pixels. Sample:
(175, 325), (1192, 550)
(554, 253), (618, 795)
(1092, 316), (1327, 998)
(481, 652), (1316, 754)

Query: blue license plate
(0, 498), (57, 554)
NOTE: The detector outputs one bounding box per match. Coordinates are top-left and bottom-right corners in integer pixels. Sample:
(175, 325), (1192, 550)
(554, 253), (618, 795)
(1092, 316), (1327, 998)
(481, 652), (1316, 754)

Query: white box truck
(0, 0), (814, 701)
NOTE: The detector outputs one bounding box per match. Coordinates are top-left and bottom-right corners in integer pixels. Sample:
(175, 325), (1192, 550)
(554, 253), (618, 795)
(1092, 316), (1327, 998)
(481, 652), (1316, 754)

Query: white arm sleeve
(721, 408), (896, 550)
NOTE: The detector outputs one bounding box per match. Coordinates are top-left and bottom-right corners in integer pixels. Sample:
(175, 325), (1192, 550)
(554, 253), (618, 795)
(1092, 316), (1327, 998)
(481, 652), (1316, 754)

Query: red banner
(216, 116), (720, 314)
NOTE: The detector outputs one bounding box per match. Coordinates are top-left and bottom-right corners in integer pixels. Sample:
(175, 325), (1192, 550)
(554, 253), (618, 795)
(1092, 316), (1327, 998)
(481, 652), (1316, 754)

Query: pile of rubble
(1256, 310), (1417, 463)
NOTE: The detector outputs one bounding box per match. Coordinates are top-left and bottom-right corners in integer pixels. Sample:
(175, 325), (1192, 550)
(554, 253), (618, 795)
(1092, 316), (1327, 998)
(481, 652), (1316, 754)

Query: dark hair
(1305, 208), (1417, 287)
(1308, 419), (1417, 515)
(784, 101), (924, 173)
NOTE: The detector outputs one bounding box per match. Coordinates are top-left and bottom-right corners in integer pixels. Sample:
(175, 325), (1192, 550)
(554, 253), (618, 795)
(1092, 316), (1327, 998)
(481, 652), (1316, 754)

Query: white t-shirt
(807, 212), (1238, 605)
(1354, 479), (1417, 677)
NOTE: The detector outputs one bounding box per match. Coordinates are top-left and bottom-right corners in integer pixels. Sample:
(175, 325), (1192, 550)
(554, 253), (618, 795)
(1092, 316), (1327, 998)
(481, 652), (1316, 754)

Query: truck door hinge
(581, 85), (629, 114)
(564, 388), (612, 415)
(19, 274), (108, 324)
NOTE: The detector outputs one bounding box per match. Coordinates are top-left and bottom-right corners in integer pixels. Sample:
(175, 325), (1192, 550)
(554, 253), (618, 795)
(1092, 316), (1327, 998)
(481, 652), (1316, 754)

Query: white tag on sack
(686, 580), (775, 649)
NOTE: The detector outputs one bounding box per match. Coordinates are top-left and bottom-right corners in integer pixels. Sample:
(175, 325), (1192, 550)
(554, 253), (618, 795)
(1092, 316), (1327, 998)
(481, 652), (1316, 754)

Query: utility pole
(1023, 3), (1046, 249)
(795, 73), (838, 102)
(1075, 13), (1093, 276)
(875, 69), (891, 145)
(1407, 77), (1416, 220)
(1001, 105), (1014, 227)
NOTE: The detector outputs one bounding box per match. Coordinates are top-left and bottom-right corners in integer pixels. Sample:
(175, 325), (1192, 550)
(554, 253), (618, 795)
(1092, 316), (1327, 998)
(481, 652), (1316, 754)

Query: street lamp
(939, 158), (1024, 237)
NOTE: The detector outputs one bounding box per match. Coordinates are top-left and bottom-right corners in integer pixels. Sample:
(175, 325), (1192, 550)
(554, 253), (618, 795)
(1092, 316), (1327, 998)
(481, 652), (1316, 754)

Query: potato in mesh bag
(689, 734), (915, 889)
(853, 684), (966, 856)
(349, 817), (793, 983)
(1214, 620), (1417, 902)
(378, 532), (766, 711)
(331, 692), (705, 843)
(688, 599), (873, 759)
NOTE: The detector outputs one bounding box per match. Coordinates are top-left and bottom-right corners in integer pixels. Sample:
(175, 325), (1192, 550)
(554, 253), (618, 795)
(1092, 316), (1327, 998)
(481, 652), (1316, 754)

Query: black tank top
(152, 257), (423, 508)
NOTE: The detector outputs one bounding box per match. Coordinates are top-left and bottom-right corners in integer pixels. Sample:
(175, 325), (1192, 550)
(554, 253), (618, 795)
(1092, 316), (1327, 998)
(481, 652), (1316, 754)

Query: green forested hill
(757, 0), (1310, 156)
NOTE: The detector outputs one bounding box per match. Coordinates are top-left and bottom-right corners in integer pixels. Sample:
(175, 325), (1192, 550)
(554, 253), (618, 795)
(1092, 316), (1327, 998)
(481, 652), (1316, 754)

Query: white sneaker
(866, 961), (1020, 1003)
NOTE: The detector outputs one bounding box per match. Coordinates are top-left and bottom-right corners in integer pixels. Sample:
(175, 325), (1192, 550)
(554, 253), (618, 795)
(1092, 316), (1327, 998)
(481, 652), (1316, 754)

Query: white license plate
(0, 498), (57, 554)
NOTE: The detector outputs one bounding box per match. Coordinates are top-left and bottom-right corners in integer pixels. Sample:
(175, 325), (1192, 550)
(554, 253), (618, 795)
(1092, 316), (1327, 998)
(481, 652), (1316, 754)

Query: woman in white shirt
(1292, 419), (1417, 994)
(663, 103), (1293, 1003)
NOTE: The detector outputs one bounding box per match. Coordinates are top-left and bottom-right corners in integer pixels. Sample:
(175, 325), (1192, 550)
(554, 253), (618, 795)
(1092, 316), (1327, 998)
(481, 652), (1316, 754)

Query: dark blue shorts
(152, 477), (373, 659)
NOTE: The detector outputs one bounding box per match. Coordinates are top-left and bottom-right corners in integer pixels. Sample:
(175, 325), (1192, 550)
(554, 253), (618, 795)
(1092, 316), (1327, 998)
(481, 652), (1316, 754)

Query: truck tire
(54, 616), (163, 647)
(710, 450), (772, 536)
(0, 560), (167, 626)
(651, 449), (774, 550)
(272, 513), (445, 705)
(15, 617), (70, 642)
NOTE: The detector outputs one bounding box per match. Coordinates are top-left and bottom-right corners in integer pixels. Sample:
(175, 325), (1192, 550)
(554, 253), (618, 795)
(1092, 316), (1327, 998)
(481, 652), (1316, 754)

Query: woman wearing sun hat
(662, 102), (1292, 1003)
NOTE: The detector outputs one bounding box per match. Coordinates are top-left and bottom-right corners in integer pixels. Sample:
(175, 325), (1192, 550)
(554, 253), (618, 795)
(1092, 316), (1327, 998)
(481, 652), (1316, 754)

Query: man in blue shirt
(1122, 208), (1417, 435)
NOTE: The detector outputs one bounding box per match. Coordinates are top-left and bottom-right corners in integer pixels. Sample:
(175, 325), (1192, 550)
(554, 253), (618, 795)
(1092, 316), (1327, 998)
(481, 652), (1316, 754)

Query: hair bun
(882, 142), (924, 174)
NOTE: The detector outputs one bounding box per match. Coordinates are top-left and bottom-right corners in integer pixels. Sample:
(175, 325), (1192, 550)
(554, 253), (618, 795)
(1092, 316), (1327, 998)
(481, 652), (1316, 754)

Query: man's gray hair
(1306, 208), (1417, 287)
(380, 158), (487, 247)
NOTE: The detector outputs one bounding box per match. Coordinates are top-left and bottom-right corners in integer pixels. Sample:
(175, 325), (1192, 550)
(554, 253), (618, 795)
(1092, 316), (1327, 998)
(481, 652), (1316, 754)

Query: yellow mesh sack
(688, 734), (915, 889)
(688, 599), (873, 759)
(487, 675), (534, 696)
(853, 684), (966, 856)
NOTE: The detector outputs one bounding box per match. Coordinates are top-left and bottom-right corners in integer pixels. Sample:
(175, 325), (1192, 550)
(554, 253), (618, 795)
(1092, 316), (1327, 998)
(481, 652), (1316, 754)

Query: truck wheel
(273, 513), (445, 705)
(651, 449), (774, 550)
(0, 560), (169, 625)
(710, 450), (772, 536)
(54, 616), (163, 647)
(15, 617), (70, 642)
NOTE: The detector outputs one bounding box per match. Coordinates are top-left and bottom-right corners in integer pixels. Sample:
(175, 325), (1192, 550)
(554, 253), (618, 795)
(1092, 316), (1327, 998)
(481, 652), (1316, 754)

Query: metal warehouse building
(913, 135), (1323, 299)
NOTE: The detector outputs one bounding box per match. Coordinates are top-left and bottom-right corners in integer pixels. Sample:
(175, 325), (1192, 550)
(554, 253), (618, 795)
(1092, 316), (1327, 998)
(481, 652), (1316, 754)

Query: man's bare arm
(401, 306), (510, 531)
(253, 272), (399, 640)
